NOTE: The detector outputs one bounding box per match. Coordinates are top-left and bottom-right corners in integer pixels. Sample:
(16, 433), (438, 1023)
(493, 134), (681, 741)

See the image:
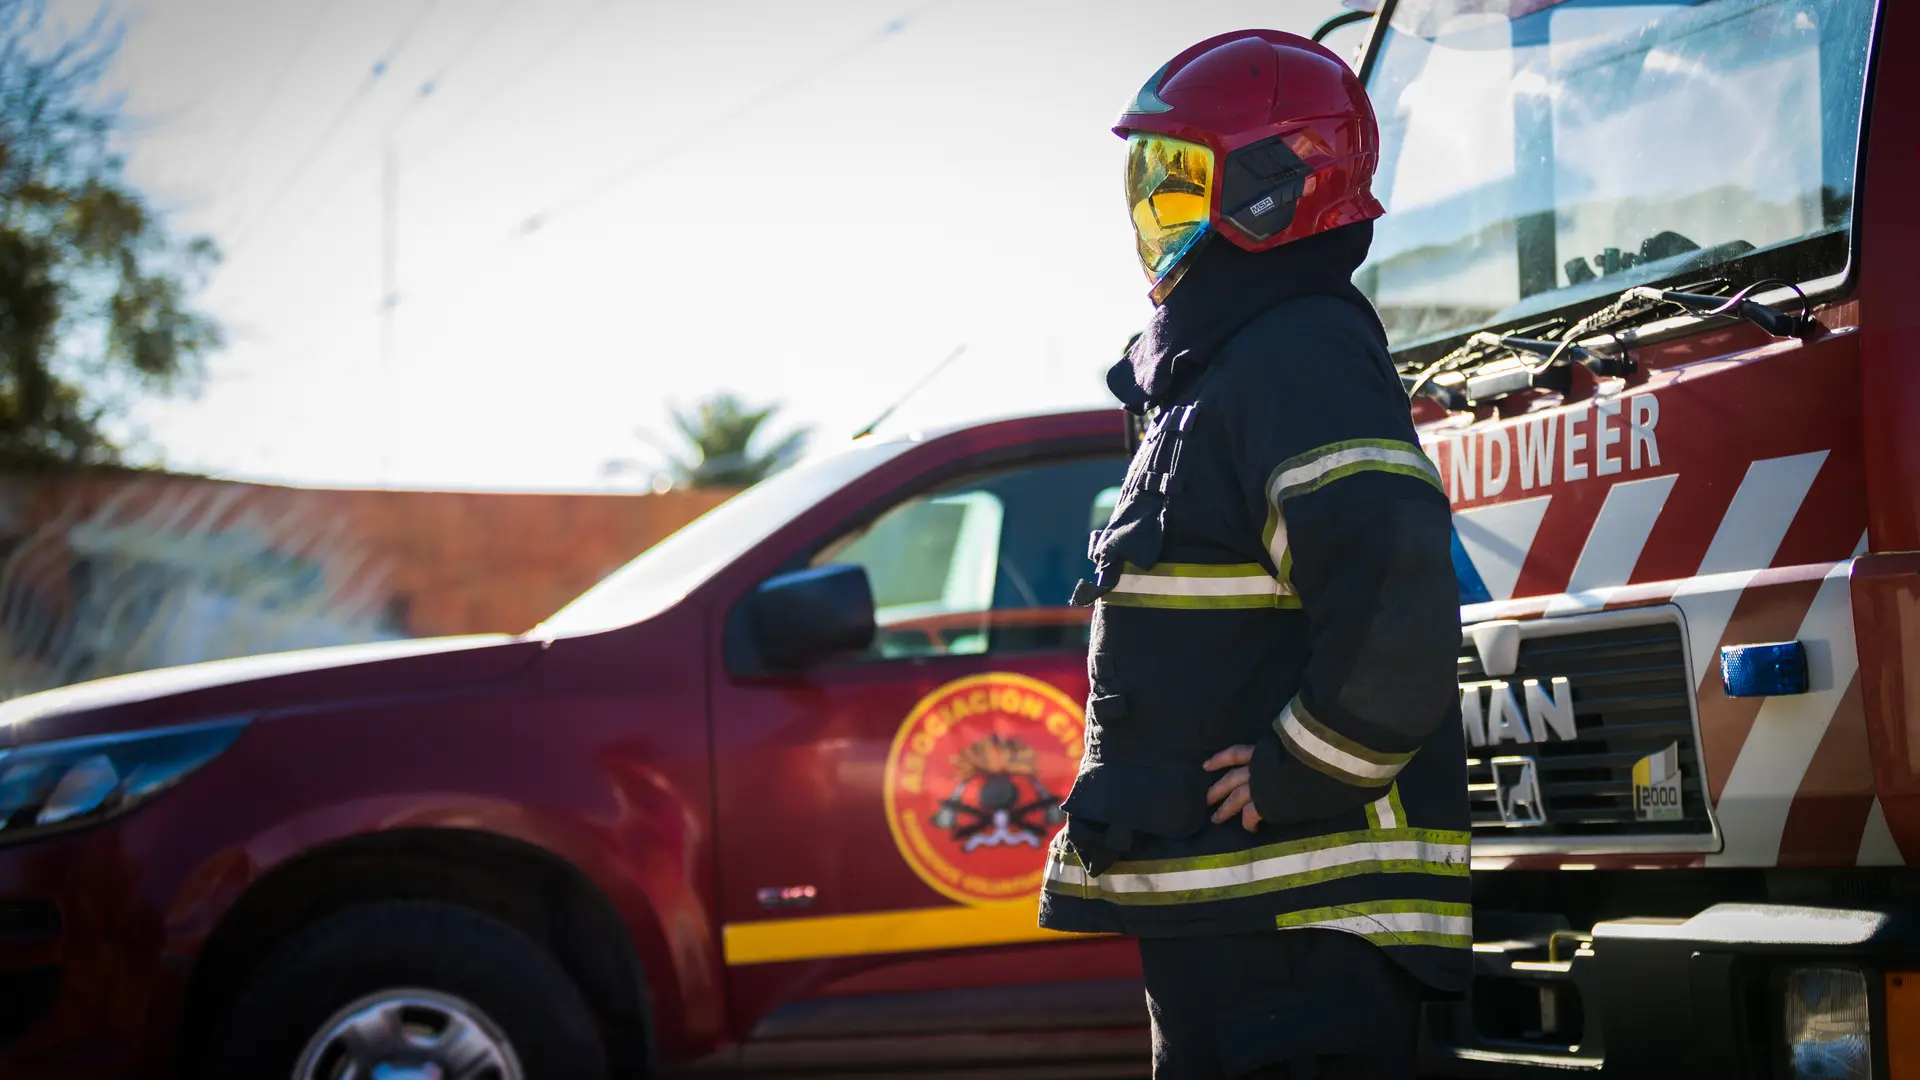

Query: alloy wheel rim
(294, 987), (523, 1080)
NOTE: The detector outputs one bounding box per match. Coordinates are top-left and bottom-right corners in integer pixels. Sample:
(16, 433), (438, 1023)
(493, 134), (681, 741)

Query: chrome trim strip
(1433, 1047), (1603, 1072)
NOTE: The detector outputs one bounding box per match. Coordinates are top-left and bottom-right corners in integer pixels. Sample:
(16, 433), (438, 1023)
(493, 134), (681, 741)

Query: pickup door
(708, 441), (1150, 1071)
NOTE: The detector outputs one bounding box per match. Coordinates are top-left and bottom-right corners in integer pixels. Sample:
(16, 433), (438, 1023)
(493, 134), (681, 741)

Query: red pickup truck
(0, 408), (1148, 1078)
(7, 0), (1919, 1075)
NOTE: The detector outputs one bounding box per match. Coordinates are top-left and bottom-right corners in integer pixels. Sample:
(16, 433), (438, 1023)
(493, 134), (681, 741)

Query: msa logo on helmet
(1221, 134), (1313, 243)
(1460, 676), (1576, 748)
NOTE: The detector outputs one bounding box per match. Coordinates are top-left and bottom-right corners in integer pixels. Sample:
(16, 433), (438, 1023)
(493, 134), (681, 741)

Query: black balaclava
(1108, 219), (1380, 412)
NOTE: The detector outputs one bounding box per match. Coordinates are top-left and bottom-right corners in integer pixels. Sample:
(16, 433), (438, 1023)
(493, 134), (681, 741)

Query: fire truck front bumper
(1419, 902), (1920, 1079)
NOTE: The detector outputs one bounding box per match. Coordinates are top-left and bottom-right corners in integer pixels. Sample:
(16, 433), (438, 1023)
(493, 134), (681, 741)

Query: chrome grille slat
(1565, 696), (1689, 716)
(1472, 750), (1698, 769)
(1462, 617), (1712, 843)
(1562, 715), (1694, 736)
(1552, 669), (1687, 690)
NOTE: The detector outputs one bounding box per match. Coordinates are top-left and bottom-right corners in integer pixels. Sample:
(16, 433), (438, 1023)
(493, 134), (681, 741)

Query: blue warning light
(1720, 641), (1809, 698)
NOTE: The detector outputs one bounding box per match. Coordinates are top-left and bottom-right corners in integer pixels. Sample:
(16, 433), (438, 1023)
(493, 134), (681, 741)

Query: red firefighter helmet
(1118, 29), (1385, 302)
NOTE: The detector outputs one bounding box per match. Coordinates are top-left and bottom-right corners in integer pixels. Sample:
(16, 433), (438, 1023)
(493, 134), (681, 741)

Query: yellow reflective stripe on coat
(1364, 783), (1409, 830)
(1042, 827), (1467, 907)
(1101, 561), (1299, 609)
(1274, 899), (1472, 949)
(722, 898), (1095, 966)
(1261, 504), (1296, 597)
(1266, 438), (1443, 505)
(1275, 698), (1414, 788)
(1257, 439), (1439, 594)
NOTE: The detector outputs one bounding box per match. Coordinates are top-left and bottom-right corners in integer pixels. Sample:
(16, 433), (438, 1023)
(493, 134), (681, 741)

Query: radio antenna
(852, 343), (968, 439)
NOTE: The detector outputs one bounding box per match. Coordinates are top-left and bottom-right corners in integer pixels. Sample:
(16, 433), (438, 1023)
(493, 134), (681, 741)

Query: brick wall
(0, 471), (736, 696)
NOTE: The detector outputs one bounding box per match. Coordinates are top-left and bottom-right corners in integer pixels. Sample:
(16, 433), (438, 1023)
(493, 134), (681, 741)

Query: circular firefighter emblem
(884, 673), (1084, 906)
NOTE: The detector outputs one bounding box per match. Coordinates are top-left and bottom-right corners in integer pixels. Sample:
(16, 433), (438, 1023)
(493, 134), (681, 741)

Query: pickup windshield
(1357, 0), (1875, 352)
(538, 437), (914, 635)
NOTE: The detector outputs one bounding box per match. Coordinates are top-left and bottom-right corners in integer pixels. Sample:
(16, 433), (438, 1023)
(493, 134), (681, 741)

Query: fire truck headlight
(1782, 966), (1873, 1080)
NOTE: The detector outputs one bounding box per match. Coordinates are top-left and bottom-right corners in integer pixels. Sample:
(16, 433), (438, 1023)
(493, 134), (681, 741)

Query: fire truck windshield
(1356, 0), (1875, 353)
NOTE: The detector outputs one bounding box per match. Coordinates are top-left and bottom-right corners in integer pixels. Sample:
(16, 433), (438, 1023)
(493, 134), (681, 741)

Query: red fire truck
(0, 0), (1912, 1077)
(1346, 0), (1910, 1075)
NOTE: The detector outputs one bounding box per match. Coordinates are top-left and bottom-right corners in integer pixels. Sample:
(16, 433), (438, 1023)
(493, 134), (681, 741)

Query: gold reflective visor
(1125, 133), (1214, 287)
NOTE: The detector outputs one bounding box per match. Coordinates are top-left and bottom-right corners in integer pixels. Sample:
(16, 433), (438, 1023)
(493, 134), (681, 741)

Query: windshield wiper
(1415, 332), (1632, 408)
(1401, 324), (1547, 410)
(1403, 318), (1627, 411)
(1403, 272), (1806, 412)
(1623, 279), (1813, 339)
(1468, 332), (1627, 377)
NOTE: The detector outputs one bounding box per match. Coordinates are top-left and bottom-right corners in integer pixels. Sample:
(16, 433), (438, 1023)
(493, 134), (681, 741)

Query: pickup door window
(708, 451), (1146, 1057)
(813, 463), (1122, 660)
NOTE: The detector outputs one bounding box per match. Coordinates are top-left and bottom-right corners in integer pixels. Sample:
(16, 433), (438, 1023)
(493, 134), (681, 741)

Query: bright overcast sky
(73, 0), (1353, 490)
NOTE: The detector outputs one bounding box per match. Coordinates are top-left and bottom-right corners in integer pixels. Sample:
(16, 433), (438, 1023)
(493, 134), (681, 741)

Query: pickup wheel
(199, 900), (607, 1080)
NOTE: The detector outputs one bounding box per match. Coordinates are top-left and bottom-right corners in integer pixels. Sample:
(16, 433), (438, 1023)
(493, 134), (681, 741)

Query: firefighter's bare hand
(1204, 745), (1263, 831)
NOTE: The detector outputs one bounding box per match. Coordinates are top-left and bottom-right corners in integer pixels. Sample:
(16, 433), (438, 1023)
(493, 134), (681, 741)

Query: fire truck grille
(1459, 620), (1711, 841)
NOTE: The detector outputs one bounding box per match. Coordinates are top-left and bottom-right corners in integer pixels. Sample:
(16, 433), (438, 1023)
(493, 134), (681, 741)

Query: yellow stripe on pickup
(722, 898), (1099, 966)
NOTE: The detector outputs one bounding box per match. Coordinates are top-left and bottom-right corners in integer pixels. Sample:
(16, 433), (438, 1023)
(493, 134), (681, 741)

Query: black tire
(199, 900), (608, 1080)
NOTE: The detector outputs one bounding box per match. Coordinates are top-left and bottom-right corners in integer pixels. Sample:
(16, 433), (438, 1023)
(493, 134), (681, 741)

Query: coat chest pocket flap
(1092, 399), (1197, 576)
(1090, 488), (1166, 574)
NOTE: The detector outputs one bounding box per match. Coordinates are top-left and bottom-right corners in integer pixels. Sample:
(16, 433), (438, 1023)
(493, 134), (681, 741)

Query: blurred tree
(0, 0), (221, 468)
(660, 393), (808, 489)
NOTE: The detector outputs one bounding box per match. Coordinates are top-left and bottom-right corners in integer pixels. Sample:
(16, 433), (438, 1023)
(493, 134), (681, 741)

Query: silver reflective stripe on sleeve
(1100, 562), (1299, 610)
(1267, 438), (1445, 505)
(1263, 503), (1292, 594)
(1274, 698), (1414, 788)
(1259, 439), (1440, 599)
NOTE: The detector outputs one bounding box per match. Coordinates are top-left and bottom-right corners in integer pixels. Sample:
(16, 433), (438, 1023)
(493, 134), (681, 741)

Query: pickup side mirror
(748, 565), (876, 671)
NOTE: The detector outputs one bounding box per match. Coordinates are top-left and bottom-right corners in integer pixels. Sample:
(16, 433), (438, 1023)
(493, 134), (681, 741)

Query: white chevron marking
(1858, 798), (1906, 866)
(1708, 556), (1858, 867)
(1673, 452), (1830, 683)
(1453, 495), (1551, 602)
(1546, 474), (1678, 615)
(1698, 451), (1829, 574)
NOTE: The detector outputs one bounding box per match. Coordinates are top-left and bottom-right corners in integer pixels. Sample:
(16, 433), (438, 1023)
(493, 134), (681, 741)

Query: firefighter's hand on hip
(1204, 745), (1263, 831)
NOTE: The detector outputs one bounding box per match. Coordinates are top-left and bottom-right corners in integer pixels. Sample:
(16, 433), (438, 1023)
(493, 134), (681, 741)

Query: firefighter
(1038, 30), (1470, 1079)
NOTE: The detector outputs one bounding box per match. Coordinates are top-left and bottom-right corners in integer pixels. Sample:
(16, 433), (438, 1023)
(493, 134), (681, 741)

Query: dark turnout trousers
(1139, 929), (1424, 1079)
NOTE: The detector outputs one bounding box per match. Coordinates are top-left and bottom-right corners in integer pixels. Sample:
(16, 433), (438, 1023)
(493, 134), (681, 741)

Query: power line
(401, 0), (613, 169)
(369, 0), (513, 487)
(215, 0), (513, 265)
(514, 0), (950, 237)
(215, 0), (342, 200)
(223, 0), (441, 260)
(405, 0), (516, 115)
(384, 0), (948, 315)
